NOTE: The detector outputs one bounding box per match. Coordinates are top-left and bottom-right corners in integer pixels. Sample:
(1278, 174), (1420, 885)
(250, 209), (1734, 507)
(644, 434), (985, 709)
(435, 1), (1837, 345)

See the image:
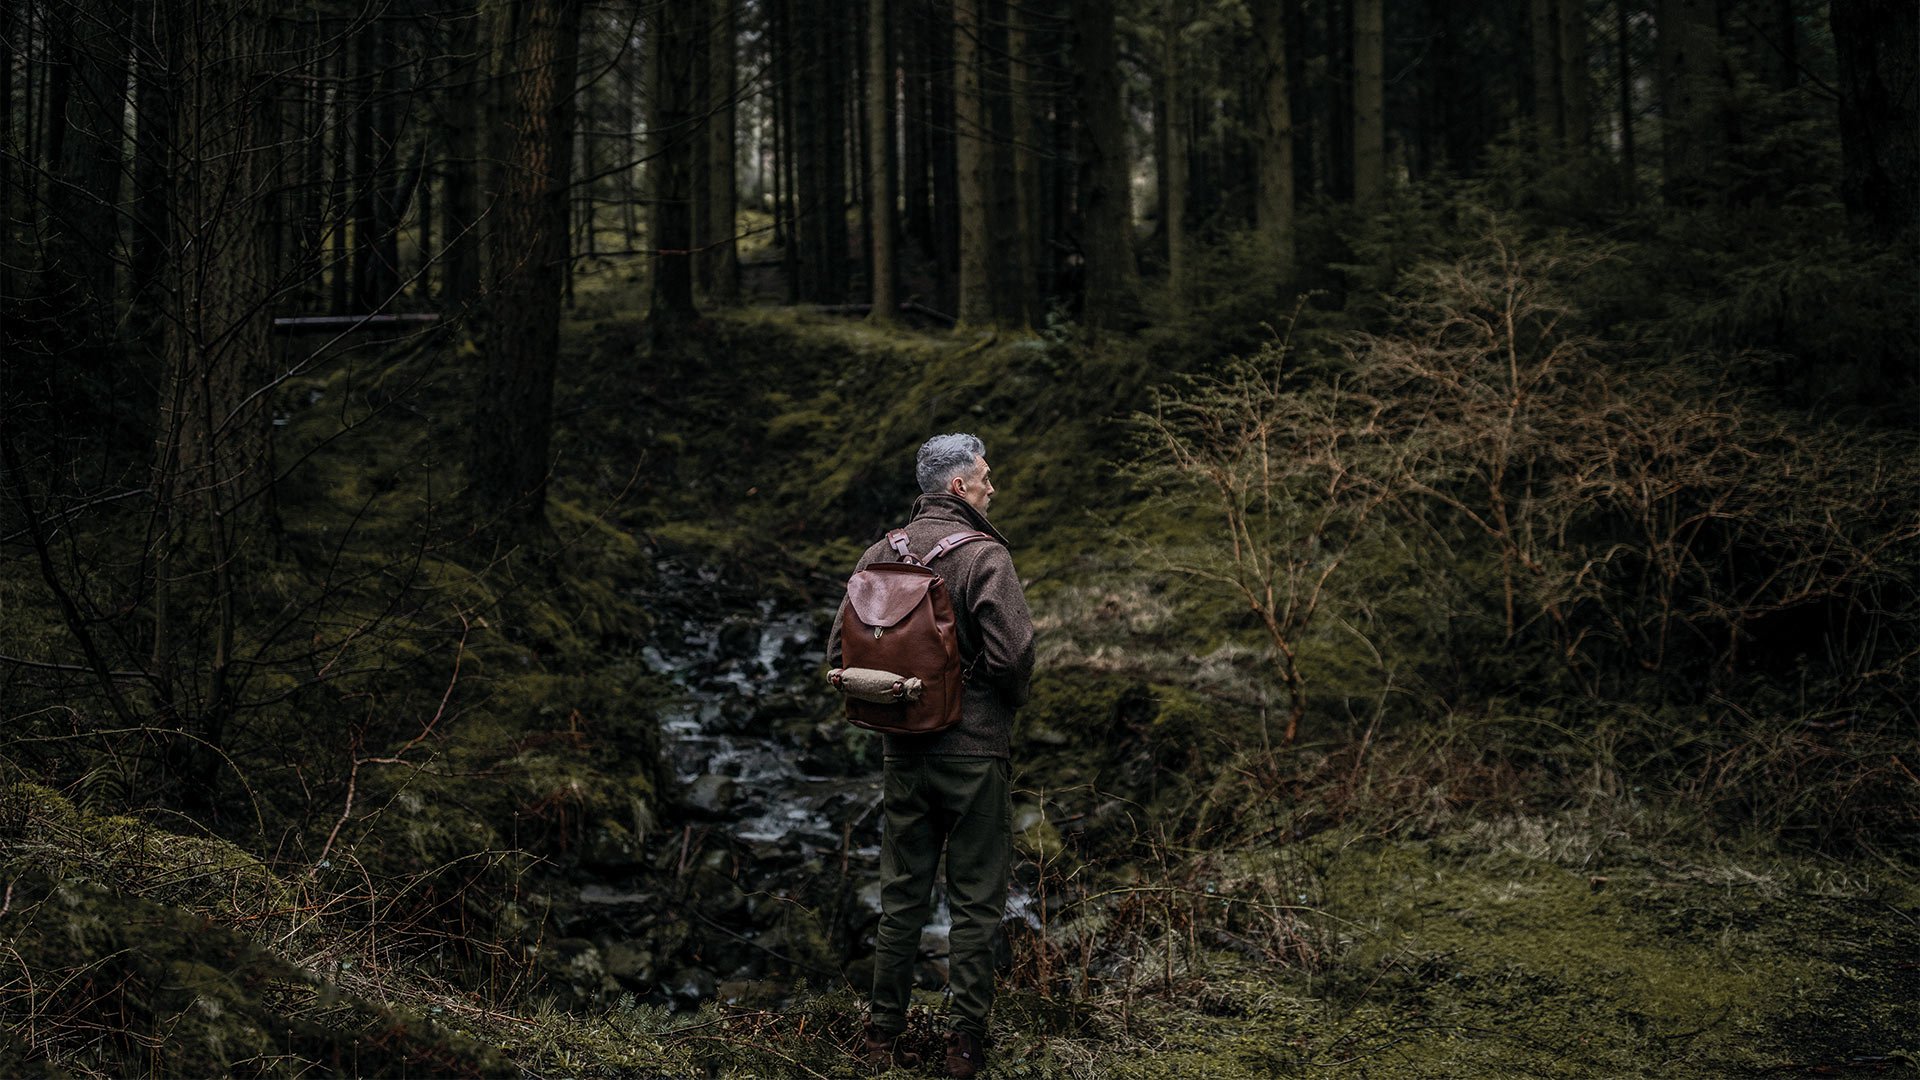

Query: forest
(0, 0), (1916, 1076)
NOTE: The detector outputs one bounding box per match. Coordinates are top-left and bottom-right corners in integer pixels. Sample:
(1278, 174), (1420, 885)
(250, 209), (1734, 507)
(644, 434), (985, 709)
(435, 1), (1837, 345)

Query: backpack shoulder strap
(925, 530), (994, 564)
(885, 529), (920, 565)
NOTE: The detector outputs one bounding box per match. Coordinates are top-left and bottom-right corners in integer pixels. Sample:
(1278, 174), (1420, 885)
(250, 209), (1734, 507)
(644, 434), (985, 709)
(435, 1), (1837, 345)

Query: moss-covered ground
(4, 238), (1916, 1077)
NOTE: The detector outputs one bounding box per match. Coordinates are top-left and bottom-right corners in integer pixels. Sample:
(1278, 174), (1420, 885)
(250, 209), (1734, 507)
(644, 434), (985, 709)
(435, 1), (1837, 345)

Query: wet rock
(582, 819), (645, 873)
(682, 774), (738, 818)
(667, 966), (717, 1005)
(538, 937), (614, 1003)
(689, 867), (750, 920)
(915, 956), (949, 990)
(601, 940), (655, 984)
(919, 923), (951, 957)
(717, 616), (761, 658)
(717, 978), (785, 1007)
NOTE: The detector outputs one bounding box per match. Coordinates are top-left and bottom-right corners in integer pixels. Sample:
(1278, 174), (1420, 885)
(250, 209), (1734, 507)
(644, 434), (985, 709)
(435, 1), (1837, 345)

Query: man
(828, 433), (1036, 1078)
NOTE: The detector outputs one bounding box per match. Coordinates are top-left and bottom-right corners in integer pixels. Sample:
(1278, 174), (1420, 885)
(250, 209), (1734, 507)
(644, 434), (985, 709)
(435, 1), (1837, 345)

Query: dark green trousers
(869, 755), (1011, 1040)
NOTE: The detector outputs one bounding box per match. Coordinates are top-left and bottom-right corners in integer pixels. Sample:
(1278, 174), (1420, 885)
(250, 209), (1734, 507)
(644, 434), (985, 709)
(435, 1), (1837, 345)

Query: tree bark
(1161, 4), (1190, 297)
(1352, 0), (1384, 206)
(0, 0), (15, 313)
(930, 0), (958, 313)
(470, 0), (583, 524)
(1072, 0), (1136, 331)
(45, 0), (131, 347)
(1009, 0), (1041, 326)
(150, 0), (278, 804)
(865, 0), (896, 323)
(1531, 0), (1561, 143)
(901, 0), (932, 258)
(1618, 0), (1636, 197)
(955, 0), (992, 327)
(1252, 0), (1295, 282)
(1655, 0), (1726, 203)
(647, 0), (698, 321)
(1559, 0), (1590, 152)
(705, 0), (740, 303)
(442, 0), (484, 309)
(1830, 0), (1918, 239)
(351, 26), (378, 310)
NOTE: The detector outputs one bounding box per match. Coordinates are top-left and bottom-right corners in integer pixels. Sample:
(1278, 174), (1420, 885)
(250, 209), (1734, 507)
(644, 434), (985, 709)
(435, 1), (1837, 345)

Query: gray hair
(916, 433), (986, 494)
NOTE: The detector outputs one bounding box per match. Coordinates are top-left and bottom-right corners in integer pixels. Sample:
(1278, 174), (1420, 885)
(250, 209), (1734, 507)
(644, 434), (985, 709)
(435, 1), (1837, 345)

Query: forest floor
(461, 293), (1917, 1079)
(500, 821), (1920, 1078)
(4, 280), (1916, 1078)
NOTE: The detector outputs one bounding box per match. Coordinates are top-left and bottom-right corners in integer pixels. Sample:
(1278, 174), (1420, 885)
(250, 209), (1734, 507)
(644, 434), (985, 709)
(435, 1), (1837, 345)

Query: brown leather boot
(860, 1024), (920, 1070)
(944, 1030), (985, 1078)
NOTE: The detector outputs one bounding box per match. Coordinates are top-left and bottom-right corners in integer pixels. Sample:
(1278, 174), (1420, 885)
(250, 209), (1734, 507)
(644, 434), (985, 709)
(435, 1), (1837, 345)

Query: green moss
(1305, 826), (1920, 1076)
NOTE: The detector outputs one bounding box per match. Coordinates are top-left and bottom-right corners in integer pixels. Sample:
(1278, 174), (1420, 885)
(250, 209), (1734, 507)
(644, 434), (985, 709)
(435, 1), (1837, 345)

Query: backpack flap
(844, 564), (938, 632)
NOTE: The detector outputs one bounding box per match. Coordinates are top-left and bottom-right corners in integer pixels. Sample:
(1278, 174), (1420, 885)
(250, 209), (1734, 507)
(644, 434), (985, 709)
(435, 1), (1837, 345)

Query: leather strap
(886, 529), (917, 564)
(884, 528), (992, 566)
(925, 530), (992, 563)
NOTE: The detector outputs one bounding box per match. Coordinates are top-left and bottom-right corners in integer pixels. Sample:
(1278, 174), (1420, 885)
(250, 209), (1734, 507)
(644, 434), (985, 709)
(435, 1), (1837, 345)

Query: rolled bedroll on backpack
(829, 667), (925, 704)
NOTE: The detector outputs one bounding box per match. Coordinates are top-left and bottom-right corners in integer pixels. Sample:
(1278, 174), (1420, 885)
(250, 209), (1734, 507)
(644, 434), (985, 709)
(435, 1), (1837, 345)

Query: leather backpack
(830, 528), (993, 735)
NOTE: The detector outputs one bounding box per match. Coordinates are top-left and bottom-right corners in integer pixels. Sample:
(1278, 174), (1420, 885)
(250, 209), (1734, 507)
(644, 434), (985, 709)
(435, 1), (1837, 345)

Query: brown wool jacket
(827, 493), (1037, 758)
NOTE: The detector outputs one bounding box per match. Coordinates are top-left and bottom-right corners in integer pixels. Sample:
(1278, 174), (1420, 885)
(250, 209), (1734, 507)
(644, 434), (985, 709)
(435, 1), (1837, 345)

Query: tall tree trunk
(329, 42), (352, 315)
(865, 0), (896, 323)
(128, 9), (172, 339)
(442, 0), (484, 309)
(930, 0), (958, 313)
(351, 26), (378, 310)
(901, 1), (931, 258)
(1327, 0), (1353, 198)
(373, 31), (402, 305)
(0, 0), (16, 315)
(1008, 0), (1041, 326)
(647, 0), (698, 321)
(1162, 4), (1190, 296)
(470, 0), (583, 525)
(1531, 0), (1561, 142)
(1559, 0), (1590, 152)
(1769, 0), (1797, 91)
(791, 0), (846, 303)
(1830, 0), (1918, 239)
(1252, 0), (1295, 282)
(1352, 0), (1384, 206)
(621, 62), (639, 241)
(1072, 0), (1136, 332)
(774, 0), (799, 298)
(984, 0), (1022, 322)
(1655, 0), (1726, 204)
(954, 0), (991, 326)
(1618, 0), (1636, 197)
(45, 0), (131, 349)
(150, 0), (277, 807)
(705, 0), (740, 303)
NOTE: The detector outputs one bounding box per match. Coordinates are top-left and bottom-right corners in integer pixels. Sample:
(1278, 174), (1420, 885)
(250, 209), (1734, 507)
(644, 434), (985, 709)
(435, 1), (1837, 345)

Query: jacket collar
(910, 492), (1011, 547)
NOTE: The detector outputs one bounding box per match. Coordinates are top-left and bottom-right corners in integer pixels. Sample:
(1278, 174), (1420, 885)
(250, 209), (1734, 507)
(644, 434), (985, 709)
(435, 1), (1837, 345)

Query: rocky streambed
(536, 558), (1029, 1012)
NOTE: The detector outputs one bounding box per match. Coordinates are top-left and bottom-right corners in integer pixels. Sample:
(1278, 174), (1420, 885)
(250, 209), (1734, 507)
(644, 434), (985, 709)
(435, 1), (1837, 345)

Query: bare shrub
(1345, 220), (1920, 706)
(1131, 326), (1389, 744)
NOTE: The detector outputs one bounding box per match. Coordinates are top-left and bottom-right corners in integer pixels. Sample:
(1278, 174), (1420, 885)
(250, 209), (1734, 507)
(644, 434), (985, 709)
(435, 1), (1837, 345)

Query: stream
(545, 558), (1030, 1012)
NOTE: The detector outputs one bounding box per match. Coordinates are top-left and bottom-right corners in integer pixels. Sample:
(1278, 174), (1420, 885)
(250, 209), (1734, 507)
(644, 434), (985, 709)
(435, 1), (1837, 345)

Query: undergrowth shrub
(1123, 213), (1920, 849)
(0, 786), (508, 1078)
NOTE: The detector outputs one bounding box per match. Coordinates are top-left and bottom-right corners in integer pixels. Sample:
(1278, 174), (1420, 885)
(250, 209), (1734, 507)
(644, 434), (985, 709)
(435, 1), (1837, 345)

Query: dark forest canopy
(2, 0), (1913, 529)
(2, 0), (1914, 450)
(1, 1), (1918, 1077)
